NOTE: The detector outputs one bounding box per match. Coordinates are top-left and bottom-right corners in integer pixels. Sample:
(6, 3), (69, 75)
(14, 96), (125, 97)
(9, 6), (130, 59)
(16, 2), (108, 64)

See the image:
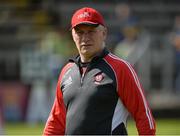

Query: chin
(81, 48), (90, 53)
(81, 50), (93, 56)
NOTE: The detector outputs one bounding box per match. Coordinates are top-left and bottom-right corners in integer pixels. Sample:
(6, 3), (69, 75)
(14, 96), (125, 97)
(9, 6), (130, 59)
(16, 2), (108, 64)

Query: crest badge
(94, 73), (104, 84)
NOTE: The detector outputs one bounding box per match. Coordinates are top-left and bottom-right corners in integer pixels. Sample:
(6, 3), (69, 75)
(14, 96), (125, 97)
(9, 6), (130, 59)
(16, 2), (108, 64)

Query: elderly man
(43, 7), (156, 135)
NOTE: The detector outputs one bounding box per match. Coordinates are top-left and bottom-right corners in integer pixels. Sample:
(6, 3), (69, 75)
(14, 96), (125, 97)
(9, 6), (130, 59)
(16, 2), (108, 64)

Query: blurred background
(0, 0), (180, 135)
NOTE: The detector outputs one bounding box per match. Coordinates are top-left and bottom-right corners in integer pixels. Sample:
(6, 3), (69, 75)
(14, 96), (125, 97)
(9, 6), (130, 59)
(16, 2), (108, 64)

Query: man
(43, 7), (156, 135)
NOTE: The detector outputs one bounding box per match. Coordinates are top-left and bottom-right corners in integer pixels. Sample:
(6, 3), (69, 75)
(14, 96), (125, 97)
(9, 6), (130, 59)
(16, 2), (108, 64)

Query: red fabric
(104, 54), (156, 135)
(43, 63), (74, 135)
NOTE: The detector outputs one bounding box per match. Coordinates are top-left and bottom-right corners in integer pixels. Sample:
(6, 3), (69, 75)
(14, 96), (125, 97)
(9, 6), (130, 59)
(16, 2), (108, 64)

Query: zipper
(80, 73), (84, 85)
(78, 56), (100, 86)
(80, 67), (87, 86)
(80, 63), (91, 86)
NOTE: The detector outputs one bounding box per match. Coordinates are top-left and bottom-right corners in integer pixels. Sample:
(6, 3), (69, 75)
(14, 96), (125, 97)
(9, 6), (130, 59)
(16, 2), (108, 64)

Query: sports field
(3, 118), (180, 135)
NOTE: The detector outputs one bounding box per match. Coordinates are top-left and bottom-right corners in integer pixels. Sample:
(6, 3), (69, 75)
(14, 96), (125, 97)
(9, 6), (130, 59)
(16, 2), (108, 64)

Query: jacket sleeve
(43, 63), (73, 135)
(117, 62), (156, 135)
(43, 78), (66, 135)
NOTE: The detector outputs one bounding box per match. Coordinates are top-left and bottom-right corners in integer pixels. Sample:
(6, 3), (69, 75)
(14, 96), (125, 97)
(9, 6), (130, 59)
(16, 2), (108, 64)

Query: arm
(43, 63), (73, 135)
(117, 62), (156, 135)
(43, 79), (66, 135)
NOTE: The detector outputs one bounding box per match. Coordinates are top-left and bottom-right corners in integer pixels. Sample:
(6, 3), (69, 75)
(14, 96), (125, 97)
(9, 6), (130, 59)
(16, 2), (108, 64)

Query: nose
(81, 32), (90, 41)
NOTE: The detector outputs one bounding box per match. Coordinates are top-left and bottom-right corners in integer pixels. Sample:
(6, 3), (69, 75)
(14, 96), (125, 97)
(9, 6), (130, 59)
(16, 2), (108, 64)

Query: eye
(88, 30), (96, 34)
(76, 30), (83, 35)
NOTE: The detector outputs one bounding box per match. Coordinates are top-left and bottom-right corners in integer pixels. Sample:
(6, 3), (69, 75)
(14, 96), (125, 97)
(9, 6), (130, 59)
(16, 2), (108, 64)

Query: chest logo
(62, 76), (72, 90)
(94, 73), (104, 84)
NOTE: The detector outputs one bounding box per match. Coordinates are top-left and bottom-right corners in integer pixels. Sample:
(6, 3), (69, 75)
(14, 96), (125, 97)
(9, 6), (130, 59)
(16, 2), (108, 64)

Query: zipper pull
(81, 71), (86, 84)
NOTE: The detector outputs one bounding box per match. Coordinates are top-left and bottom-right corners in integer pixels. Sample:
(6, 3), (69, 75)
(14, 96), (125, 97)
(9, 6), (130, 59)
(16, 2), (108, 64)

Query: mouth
(81, 44), (93, 47)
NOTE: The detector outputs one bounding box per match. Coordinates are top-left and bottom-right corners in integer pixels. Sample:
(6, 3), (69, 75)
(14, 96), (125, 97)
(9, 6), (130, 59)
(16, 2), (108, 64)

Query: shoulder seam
(59, 62), (74, 82)
(103, 55), (119, 93)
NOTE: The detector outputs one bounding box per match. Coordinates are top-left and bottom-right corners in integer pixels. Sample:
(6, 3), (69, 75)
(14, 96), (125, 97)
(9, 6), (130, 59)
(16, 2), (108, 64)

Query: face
(72, 24), (107, 62)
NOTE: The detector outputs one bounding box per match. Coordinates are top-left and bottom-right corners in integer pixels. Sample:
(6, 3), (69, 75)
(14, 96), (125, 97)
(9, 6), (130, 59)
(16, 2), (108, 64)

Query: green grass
(3, 118), (180, 135)
(4, 122), (44, 135)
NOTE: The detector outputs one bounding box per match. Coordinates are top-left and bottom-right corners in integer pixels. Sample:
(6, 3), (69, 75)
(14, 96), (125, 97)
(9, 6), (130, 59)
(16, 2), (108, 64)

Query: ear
(103, 27), (107, 40)
(71, 29), (76, 42)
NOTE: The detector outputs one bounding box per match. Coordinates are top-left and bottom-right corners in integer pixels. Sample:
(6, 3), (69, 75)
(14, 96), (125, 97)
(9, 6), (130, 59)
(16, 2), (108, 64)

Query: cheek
(73, 37), (81, 50)
(95, 34), (104, 44)
(73, 35), (80, 44)
(72, 31), (80, 42)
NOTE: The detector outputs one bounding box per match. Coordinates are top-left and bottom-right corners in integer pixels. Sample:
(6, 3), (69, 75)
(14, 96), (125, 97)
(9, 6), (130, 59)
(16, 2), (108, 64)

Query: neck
(80, 55), (93, 63)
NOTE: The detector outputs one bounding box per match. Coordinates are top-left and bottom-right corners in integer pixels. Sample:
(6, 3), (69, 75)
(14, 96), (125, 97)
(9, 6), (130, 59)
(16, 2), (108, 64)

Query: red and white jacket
(43, 48), (156, 135)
